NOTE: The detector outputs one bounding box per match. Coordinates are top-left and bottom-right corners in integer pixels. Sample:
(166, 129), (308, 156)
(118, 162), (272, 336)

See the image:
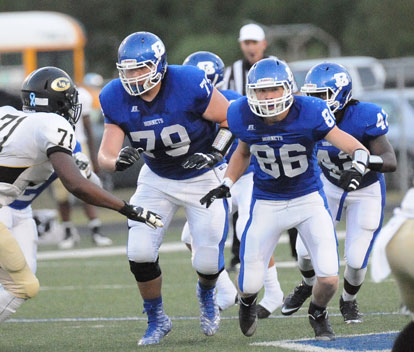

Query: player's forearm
(326, 127), (369, 156)
(97, 152), (117, 172)
(224, 151), (250, 184)
(67, 177), (124, 211)
(372, 151), (397, 173)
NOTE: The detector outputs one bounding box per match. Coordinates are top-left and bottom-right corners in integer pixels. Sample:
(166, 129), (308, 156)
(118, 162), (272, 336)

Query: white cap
(238, 23), (265, 42)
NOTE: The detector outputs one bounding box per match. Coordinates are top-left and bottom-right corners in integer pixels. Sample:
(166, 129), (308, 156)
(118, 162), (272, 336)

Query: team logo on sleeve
(51, 77), (71, 92)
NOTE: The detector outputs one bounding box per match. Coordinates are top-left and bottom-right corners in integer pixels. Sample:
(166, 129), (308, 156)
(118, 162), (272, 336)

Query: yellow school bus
(0, 11), (86, 89)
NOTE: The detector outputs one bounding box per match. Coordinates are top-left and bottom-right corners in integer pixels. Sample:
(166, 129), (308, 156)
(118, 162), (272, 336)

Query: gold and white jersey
(0, 106), (75, 206)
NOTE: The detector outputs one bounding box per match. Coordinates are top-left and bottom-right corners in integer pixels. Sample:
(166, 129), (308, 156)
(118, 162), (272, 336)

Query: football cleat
(281, 281), (312, 316)
(196, 282), (220, 336)
(256, 304), (271, 319)
(92, 233), (113, 247)
(308, 308), (335, 341)
(339, 297), (363, 324)
(138, 304), (172, 346)
(239, 296), (258, 337)
(58, 227), (80, 250)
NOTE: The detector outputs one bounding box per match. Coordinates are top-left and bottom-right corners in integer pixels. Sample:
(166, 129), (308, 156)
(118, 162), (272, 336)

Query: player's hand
(119, 202), (163, 230)
(339, 167), (362, 191)
(115, 147), (143, 171)
(182, 151), (223, 169)
(200, 185), (231, 208)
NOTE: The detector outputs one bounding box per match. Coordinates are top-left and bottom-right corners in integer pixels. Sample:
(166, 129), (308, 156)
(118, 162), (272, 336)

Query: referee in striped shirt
(222, 23), (276, 95)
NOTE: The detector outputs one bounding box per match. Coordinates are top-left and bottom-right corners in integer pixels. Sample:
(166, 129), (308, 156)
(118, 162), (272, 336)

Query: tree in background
(1, 0), (413, 78)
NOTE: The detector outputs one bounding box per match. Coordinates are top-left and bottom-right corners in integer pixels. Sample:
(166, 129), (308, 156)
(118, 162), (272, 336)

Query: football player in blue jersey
(200, 58), (375, 340)
(98, 33), (233, 345)
(281, 62), (397, 324)
(182, 51), (284, 317)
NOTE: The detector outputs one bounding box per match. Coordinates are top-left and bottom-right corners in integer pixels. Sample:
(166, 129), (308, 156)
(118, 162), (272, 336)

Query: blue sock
(198, 281), (215, 291)
(143, 296), (162, 307)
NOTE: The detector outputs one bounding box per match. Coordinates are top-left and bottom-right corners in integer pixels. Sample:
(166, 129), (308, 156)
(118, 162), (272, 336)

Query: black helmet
(21, 66), (82, 126)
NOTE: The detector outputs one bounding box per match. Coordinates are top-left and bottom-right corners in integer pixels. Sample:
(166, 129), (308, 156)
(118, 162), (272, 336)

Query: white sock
(303, 276), (316, 287)
(258, 265), (284, 313)
(216, 270), (237, 310)
(342, 266), (367, 301)
(342, 290), (357, 302)
(298, 256), (316, 286)
(0, 288), (25, 324)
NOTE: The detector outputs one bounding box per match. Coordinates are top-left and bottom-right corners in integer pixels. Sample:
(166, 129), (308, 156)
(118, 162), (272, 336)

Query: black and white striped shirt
(222, 56), (277, 96)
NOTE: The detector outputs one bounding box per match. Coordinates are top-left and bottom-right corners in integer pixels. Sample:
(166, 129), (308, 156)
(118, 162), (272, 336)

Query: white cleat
(92, 233), (113, 246)
(58, 232), (80, 249)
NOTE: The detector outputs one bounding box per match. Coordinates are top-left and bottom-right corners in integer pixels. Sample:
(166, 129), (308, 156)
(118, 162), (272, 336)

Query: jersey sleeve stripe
(46, 146), (73, 157)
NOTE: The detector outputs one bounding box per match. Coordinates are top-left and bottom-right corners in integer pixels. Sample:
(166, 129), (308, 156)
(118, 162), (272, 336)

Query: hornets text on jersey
(227, 95), (336, 200)
(317, 101), (388, 189)
(100, 65), (221, 180)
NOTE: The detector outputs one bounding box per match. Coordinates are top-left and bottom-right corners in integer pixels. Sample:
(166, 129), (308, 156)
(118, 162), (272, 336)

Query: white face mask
(247, 81), (293, 119)
(117, 59), (161, 96)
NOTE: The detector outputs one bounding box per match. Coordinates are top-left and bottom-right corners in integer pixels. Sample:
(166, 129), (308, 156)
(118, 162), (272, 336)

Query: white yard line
(6, 311), (404, 324)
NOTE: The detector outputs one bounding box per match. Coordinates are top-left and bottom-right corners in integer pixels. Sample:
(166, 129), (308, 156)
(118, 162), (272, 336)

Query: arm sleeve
(364, 105), (389, 139)
(36, 115), (76, 157)
(187, 67), (214, 115)
(311, 100), (336, 140)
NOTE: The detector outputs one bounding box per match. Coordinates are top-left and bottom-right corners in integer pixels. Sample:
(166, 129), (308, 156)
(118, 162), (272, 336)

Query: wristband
(222, 177), (234, 189)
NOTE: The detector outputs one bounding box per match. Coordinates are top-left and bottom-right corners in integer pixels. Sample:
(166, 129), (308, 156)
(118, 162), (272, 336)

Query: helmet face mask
(21, 66), (82, 126)
(182, 51), (225, 88)
(246, 58), (294, 120)
(117, 32), (167, 96)
(301, 62), (352, 113)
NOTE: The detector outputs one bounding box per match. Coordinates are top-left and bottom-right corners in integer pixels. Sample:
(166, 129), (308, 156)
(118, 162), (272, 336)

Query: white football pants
(239, 191), (338, 295)
(296, 174), (385, 270)
(128, 164), (229, 275)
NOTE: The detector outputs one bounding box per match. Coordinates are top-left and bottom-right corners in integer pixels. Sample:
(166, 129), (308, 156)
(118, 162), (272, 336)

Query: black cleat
(339, 297), (363, 324)
(239, 296), (257, 337)
(281, 281), (312, 316)
(308, 309), (335, 341)
(256, 304), (271, 319)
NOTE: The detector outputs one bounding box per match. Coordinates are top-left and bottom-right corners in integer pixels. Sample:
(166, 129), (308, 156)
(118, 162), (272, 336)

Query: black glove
(200, 185), (231, 208)
(115, 147), (143, 171)
(182, 151), (223, 169)
(119, 202), (163, 230)
(339, 168), (362, 191)
(339, 149), (369, 191)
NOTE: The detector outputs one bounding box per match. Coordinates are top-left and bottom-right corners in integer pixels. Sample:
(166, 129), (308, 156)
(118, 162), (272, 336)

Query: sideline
(37, 232), (346, 261)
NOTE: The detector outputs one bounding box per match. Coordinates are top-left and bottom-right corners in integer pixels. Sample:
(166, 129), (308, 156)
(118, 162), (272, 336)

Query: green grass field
(1, 188), (409, 351)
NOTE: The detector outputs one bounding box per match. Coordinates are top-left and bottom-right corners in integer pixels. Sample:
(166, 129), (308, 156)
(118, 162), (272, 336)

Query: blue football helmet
(116, 32), (167, 96)
(182, 51), (225, 88)
(301, 62), (352, 113)
(246, 58), (294, 119)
